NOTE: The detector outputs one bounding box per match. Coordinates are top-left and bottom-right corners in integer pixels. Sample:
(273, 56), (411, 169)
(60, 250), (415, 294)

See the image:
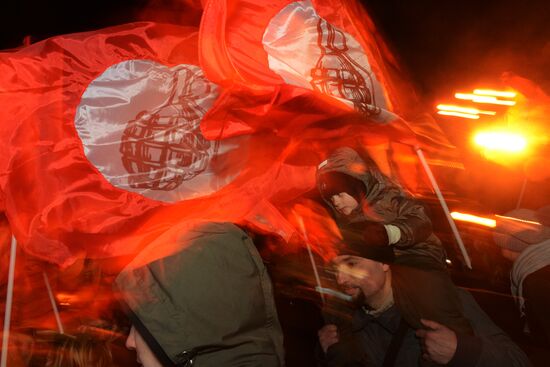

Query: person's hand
(318, 324), (339, 353)
(415, 319), (458, 364)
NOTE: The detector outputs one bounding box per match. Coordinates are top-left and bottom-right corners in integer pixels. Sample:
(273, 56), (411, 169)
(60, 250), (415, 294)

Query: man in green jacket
(115, 222), (285, 367)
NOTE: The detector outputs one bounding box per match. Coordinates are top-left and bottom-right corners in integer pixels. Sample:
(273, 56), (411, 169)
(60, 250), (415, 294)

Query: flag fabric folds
(0, 0), (459, 269)
(0, 22), (222, 266)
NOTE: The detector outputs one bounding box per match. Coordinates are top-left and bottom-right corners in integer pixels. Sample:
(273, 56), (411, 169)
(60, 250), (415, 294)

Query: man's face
(126, 326), (163, 367)
(330, 192), (359, 215)
(332, 255), (388, 304)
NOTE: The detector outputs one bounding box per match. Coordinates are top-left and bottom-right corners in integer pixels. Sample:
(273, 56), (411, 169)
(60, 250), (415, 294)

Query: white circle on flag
(263, 0), (395, 123)
(75, 60), (244, 203)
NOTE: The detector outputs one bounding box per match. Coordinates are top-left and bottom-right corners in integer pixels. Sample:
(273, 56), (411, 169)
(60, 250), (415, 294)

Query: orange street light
(473, 131), (527, 152)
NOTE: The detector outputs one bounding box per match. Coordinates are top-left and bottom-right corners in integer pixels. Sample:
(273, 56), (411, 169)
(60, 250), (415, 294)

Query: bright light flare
(473, 89), (517, 98)
(451, 212), (496, 227)
(455, 93), (516, 106)
(473, 131), (527, 152)
(437, 111), (479, 119)
(437, 104), (496, 119)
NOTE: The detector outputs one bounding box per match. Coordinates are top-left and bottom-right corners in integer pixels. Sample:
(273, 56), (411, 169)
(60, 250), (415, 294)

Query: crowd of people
(3, 145), (549, 367)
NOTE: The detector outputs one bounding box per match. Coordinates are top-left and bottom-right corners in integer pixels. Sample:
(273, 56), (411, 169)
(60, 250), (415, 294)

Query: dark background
(2, 0), (549, 96)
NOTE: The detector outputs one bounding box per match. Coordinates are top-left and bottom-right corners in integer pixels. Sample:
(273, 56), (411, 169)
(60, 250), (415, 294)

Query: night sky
(2, 0), (548, 97)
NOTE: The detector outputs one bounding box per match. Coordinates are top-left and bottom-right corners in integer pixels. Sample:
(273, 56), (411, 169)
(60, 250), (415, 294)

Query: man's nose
(125, 327), (136, 350)
(336, 271), (347, 285)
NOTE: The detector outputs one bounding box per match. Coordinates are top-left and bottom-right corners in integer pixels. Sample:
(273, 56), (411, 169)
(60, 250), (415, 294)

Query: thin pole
(1, 236), (17, 367)
(415, 147), (472, 269)
(515, 176), (527, 209)
(294, 213), (325, 304)
(43, 272), (64, 334)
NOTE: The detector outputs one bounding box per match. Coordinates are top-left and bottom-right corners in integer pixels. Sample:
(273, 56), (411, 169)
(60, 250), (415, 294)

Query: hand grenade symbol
(310, 19), (381, 116)
(120, 66), (216, 191)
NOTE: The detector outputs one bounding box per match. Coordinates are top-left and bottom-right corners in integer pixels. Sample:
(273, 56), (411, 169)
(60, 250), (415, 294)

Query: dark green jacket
(115, 222), (285, 366)
(317, 147), (445, 267)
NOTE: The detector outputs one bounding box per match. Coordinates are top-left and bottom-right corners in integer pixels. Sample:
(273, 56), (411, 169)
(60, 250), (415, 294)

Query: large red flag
(0, 22), (253, 266)
(199, 0), (455, 150)
(0, 21), (330, 267)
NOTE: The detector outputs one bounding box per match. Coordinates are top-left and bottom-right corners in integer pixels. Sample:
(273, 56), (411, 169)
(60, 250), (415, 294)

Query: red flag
(0, 22), (245, 267)
(199, 0), (455, 151)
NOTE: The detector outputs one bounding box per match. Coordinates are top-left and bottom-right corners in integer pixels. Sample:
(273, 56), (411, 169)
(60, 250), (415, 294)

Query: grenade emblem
(120, 66), (216, 191)
(310, 19), (381, 116)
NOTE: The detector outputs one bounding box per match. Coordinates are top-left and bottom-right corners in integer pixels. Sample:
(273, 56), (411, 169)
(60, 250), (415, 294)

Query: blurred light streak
(437, 111), (480, 119)
(473, 89), (517, 98)
(451, 212), (496, 227)
(473, 131), (527, 152)
(437, 104), (496, 115)
(455, 93), (516, 106)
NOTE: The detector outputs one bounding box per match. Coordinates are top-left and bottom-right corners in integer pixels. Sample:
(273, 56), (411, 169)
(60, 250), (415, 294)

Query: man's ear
(382, 263), (390, 272)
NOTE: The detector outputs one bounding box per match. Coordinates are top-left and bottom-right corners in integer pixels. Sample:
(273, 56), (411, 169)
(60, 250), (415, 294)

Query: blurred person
(316, 147), (472, 336)
(45, 332), (115, 367)
(115, 222), (285, 367)
(494, 206), (550, 347)
(317, 229), (532, 367)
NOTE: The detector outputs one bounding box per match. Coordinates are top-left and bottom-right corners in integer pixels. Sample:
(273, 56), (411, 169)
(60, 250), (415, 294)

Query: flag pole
(1, 236), (17, 367)
(294, 213), (325, 305)
(515, 176), (528, 209)
(43, 272), (64, 334)
(415, 147), (472, 269)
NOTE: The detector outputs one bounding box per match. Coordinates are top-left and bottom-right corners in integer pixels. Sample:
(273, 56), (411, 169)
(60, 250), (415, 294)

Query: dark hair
(318, 172), (365, 203)
(338, 225), (395, 264)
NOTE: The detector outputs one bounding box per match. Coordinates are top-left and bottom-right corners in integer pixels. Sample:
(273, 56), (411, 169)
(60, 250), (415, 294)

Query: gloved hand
(344, 221), (389, 246)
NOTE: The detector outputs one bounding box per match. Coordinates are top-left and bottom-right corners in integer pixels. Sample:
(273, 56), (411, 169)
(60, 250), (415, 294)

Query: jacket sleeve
(447, 290), (532, 367)
(376, 187), (433, 249)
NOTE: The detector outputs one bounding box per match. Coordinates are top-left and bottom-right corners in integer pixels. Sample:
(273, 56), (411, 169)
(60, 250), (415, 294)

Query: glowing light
(473, 89), (517, 98)
(437, 111), (479, 119)
(455, 93), (516, 106)
(437, 104), (496, 115)
(451, 212), (496, 227)
(473, 131), (527, 152)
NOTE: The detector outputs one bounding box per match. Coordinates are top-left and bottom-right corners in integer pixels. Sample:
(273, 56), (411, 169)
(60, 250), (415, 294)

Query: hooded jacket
(115, 222), (285, 366)
(317, 147), (445, 267)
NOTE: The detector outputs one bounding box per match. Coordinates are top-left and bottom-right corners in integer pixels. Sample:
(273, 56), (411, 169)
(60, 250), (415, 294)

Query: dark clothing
(317, 147), (445, 266)
(317, 148), (472, 336)
(115, 222), (285, 366)
(523, 264), (550, 347)
(391, 265), (472, 334)
(318, 288), (531, 367)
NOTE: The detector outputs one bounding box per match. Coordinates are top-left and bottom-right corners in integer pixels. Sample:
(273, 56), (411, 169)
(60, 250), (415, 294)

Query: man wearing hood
(115, 221), (285, 367)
